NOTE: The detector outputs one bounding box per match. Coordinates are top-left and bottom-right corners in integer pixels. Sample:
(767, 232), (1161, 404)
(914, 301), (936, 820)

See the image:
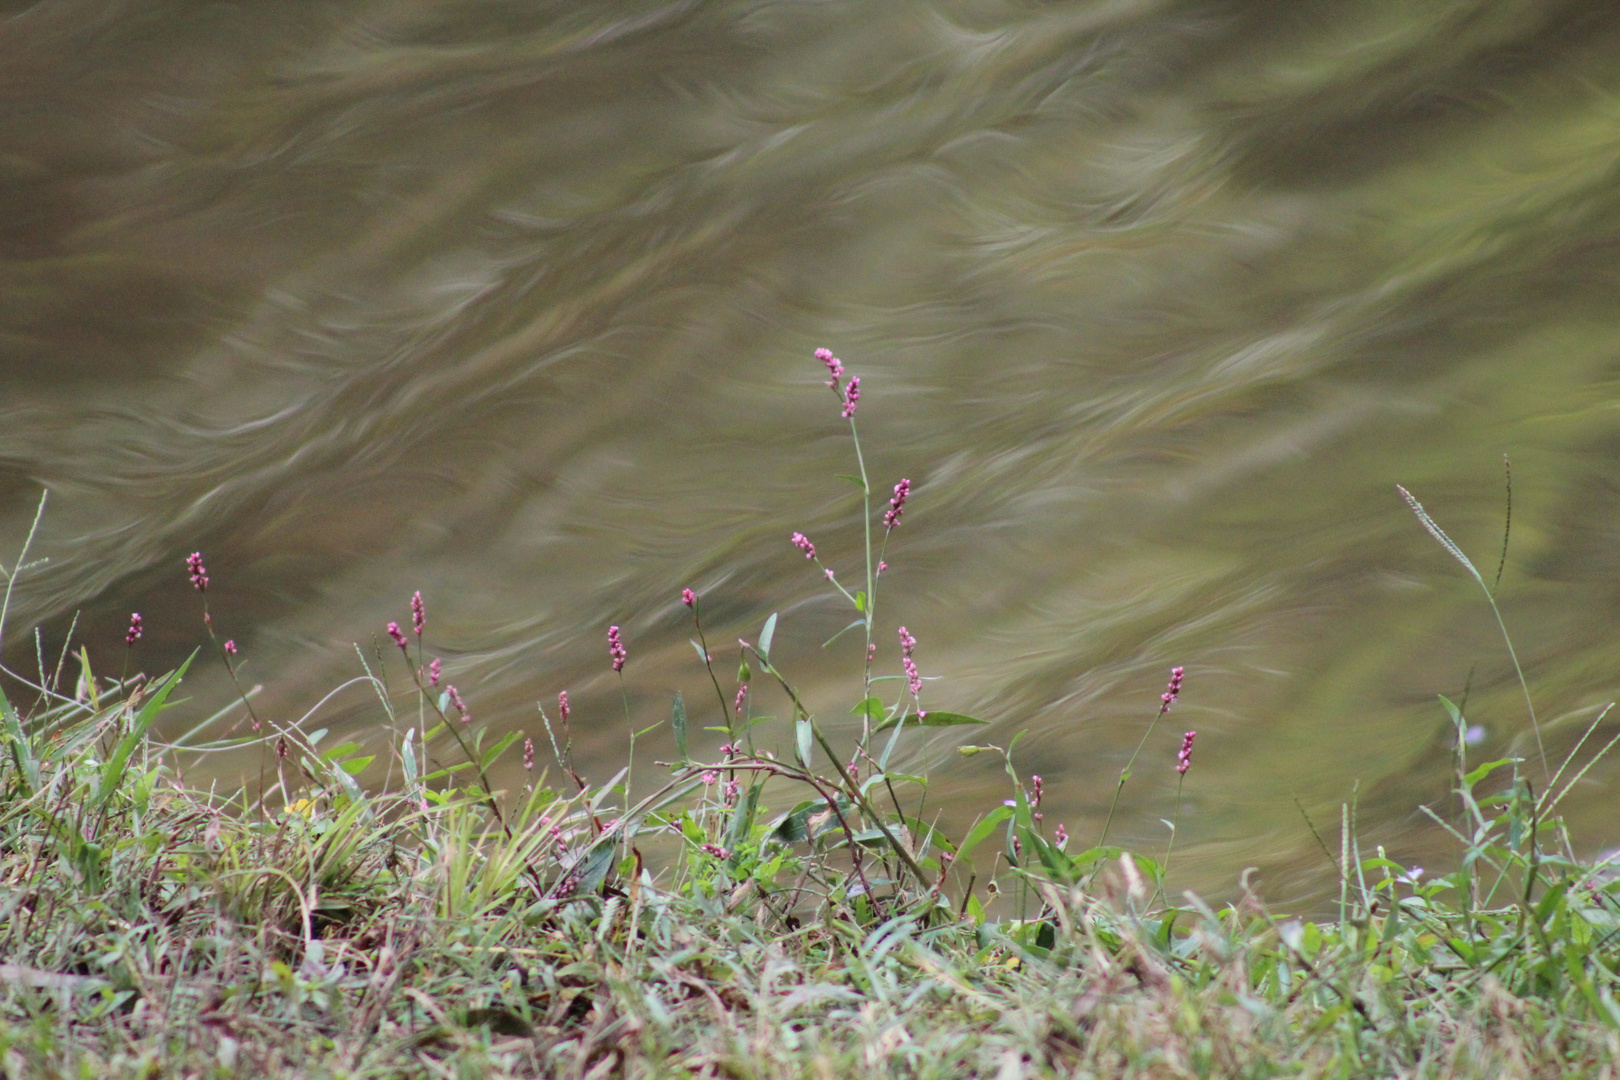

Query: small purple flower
(1055, 823), (1068, 845)
(824, 567), (836, 581)
(523, 737), (535, 771)
(899, 626), (922, 699)
(883, 478), (911, 531)
(186, 552), (209, 592)
(734, 684), (748, 715)
(1464, 724), (1486, 747)
(223, 639), (237, 655)
(428, 657), (442, 686)
(701, 771), (719, 785)
(723, 778), (740, 806)
(718, 743), (737, 758)
(607, 625), (627, 673)
(699, 843), (730, 859)
(791, 532), (816, 560)
(124, 613), (143, 646)
(682, 588), (696, 609)
(841, 376), (861, 419)
(448, 685), (470, 724)
(559, 691), (570, 724)
(387, 622), (408, 652)
(1176, 730), (1196, 775)
(411, 591), (425, 637)
(898, 626), (916, 659)
(1031, 775), (1043, 808)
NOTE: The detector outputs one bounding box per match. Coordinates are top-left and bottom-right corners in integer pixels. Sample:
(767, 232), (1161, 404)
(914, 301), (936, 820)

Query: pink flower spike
(682, 588), (696, 609)
(1055, 823), (1068, 845)
(841, 376), (861, 419)
(428, 657), (442, 686)
(558, 691), (570, 724)
(223, 640), (237, 655)
(124, 613), (143, 646)
(791, 532), (816, 560)
(1177, 730), (1197, 775)
(824, 567), (835, 581)
(898, 626), (916, 659)
(877, 561), (887, 574)
(411, 591), (425, 637)
(701, 771), (719, 786)
(734, 684), (748, 715)
(523, 737), (535, 771)
(1159, 666), (1185, 714)
(387, 622), (408, 651)
(448, 684), (470, 723)
(186, 552), (209, 592)
(815, 347), (844, 386)
(607, 625), (627, 673)
(883, 478), (911, 531)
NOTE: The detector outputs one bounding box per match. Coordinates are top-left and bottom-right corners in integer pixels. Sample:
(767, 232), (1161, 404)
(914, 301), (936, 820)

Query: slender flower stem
(849, 420), (875, 721)
(1099, 667), (1184, 848)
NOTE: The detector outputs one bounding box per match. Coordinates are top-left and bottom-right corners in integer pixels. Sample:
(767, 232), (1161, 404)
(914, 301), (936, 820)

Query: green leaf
(478, 731), (522, 770)
(795, 718), (814, 769)
(854, 591), (866, 613)
(320, 741), (361, 762)
(758, 613), (778, 664)
(672, 691), (688, 761)
(96, 654), (193, 813)
(340, 755), (375, 776)
(850, 697), (885, 721)
(837, 474), (867, 490)
(1464, 758), (1518, 788)
(822, 619), (866, 649)
(954, 806), (1013, 866)
(689, 640), (710, 666)
(727, 782), (763, 855)
(559, 842), (616, 899)
(876, 711), (987, 733)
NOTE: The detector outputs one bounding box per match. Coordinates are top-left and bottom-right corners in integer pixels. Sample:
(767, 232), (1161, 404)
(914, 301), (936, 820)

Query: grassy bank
(4, 356), (1620, 1078)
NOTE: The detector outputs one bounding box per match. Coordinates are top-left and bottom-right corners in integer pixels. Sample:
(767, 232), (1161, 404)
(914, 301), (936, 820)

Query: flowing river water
(6, 0), (1620, 903)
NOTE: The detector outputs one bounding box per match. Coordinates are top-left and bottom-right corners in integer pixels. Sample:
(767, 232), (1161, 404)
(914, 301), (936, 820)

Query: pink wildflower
(223, 639), (237, 655)
(724, 779), (740, 806)
(559, 691), (570, 724)
(1177, 731), (1196, 775)
(608, 625), (627, 673)
(701, 771), (719, 785)
(428, 657), (442, 686)
(682, 588), (696, 609)
(791, 532), (816, 559)
(1030, 774), (1043, 808)
(734, 684), (748, 715)
(523, 737), (535, 771)
(841, 376), (861, 419)
(815, 347), (844, 387)
(883, 479), (911, 531)
(387, 622), (407, 651)
(1160, 666), (1184, 711)
(700, 843), (730, 859)
(898, 626), (916, 658)
(411, 591), (425, 637)
(124, 613), (142, 646)
(1055, 823), (1068, 845)
(447, 685), (469, 723)
(186, 552), (209, 592)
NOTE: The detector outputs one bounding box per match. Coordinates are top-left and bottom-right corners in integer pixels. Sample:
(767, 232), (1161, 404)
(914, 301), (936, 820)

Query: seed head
(607, 625), (627, 673)
(186, 552), (209, 592)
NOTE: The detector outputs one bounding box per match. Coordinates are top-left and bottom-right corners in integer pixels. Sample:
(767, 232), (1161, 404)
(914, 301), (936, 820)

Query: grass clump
(3, 354), (1620, 1078)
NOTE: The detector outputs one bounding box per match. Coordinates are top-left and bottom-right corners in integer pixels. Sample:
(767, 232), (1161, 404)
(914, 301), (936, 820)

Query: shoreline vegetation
(4, 356), (1620, 1078)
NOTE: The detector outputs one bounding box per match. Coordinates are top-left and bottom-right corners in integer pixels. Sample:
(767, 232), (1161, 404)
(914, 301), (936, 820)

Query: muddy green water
(6, 0), (1620, 903)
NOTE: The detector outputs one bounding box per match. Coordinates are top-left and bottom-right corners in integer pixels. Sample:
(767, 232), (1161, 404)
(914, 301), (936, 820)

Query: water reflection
(5, 0), (1620, 905)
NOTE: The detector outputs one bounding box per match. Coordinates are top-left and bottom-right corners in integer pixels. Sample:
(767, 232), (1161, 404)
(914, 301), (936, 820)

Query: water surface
(6, 0), (1620, 903)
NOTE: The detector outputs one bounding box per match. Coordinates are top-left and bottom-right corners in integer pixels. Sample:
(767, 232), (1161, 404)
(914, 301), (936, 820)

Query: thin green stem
(1098, 701), (1172, 849)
